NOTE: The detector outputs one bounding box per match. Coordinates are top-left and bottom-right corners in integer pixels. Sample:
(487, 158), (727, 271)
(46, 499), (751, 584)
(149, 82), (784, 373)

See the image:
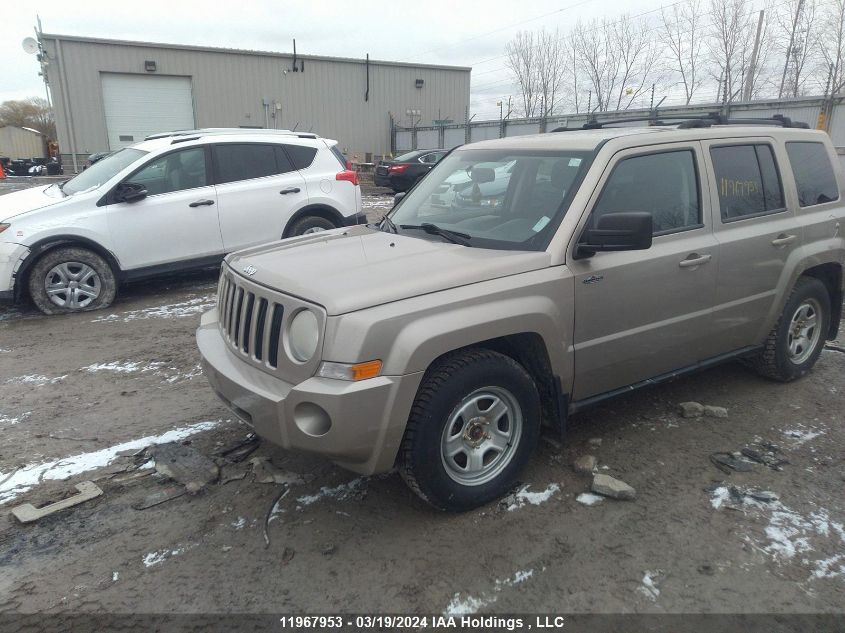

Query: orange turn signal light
(350, 360), (382, 381)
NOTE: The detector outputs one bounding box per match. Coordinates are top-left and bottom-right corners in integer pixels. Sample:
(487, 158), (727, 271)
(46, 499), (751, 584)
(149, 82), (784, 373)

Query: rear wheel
(749, 276), (830, 381)
(399, 349), (540, 512)
(28, 246), (117, 315)
(289, 215), (337, 236)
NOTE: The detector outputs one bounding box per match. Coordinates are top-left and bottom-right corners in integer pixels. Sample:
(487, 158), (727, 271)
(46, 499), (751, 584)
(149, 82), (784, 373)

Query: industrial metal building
(36, 33), (471, 171)
(0, 126), (46, 161)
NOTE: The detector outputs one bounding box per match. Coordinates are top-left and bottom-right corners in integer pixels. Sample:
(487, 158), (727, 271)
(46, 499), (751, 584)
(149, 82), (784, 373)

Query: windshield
(388, 149), (591, 250)
(62, 148), (147, 195)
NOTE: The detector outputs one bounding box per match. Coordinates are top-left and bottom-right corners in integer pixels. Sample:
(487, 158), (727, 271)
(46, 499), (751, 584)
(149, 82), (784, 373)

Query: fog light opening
(294, 402), (332, 437)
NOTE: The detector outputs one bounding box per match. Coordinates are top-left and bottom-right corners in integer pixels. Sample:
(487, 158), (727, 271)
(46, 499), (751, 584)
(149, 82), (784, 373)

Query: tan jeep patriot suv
(197, 115), (844, 511)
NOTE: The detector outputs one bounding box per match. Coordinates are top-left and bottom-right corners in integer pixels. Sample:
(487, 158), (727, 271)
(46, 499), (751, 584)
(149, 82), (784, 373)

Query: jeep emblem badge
(243, 265), (257, 276)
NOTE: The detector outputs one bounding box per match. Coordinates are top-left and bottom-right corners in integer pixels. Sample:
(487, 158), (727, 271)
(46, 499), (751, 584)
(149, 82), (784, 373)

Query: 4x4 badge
(583, 275), (604, 285)
(243, 265), (257, 276)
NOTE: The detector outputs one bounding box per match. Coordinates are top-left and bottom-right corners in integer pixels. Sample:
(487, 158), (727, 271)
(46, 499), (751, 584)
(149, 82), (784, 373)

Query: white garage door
(101, 74), (195, 149)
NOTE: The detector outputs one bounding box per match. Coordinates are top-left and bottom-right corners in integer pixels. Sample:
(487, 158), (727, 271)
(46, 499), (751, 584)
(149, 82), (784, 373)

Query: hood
(226, 225), (550, 315)
(0, 185), (66, 221)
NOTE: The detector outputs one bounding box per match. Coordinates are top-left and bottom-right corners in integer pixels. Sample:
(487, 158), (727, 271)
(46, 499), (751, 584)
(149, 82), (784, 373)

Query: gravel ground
(0, 181), (843, 625)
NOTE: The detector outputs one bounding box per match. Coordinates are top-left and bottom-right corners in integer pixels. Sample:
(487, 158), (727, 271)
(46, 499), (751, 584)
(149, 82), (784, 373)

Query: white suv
(0, 129), (364, 314)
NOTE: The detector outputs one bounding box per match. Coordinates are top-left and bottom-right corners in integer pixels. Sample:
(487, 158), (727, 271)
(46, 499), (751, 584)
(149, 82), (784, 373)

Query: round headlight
(288, 310), (319, 362)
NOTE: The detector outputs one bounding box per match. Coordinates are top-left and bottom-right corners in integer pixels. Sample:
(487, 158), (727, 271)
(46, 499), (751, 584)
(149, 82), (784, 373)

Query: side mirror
(576, 212), (653, 258)
(393, 191), (406, 207)
(115, 182), (147, 204)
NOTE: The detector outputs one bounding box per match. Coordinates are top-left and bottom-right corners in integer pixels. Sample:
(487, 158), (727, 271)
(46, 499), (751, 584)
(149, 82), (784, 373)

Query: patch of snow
(0, 411), (30, 427)
(82, 360), (157, 373)
(637, 570), (661, 601)
(112, 572), (119, 582)
(6, 374), (67, 386)
(443, 569), (536, 616)
(506, 483), (560, 511)
(0, 420), (223, 505)
(231, 517), (247, 530)
(782, 425), (825, 446)
(576, 492), (604, 506)
(710, 486), (731, 509)
(92, 295), (215, 323)
(361, 195), (394, 210)
(142, 546), (188, 568)
(296, 477), (366, 508)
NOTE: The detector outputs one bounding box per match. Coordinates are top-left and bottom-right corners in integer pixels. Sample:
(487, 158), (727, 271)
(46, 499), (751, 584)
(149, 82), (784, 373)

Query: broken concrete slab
(591, 473), (636, 500)
(679, 402), (705, 418)
(150, 442), (219, 490)
(704, 405), (729, 418)
(12, 481), (103, 523)
(573, 455), (598, 474)
(710, 452), (754, 474)
(250, 456), (307, 486)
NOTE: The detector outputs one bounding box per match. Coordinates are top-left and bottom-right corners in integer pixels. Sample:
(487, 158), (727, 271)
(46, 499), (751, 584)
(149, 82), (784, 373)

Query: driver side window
(592, 150), (701, 235)
(130, 148), (209, 196)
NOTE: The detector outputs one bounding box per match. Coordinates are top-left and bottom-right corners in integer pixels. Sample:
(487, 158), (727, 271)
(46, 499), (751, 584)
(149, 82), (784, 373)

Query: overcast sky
(2, 0), (691, 121)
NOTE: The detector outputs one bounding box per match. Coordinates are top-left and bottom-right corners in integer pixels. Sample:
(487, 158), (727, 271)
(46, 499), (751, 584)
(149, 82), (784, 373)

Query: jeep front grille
(216, 264), (325, 382)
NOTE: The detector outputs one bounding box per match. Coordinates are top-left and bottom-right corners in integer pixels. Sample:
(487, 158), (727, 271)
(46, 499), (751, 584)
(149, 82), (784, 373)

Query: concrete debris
(220, 468), (248, 485)
(222, 545), (232, 552)
(321, 543), (337, 556)
(740, 444), (789, 471)
(132, 485), (186, 510)
(12, 481), (103, 523)
(281, 546), (295, 565)
(150, 442), (219, 491)
(591, 473), (636, 500)
(573, 455), (598, 474)
(679, 402), (705, 418)
(110, 469), (155, 485)
(250, 456), (307, 486)
(703, 405), (729, 418)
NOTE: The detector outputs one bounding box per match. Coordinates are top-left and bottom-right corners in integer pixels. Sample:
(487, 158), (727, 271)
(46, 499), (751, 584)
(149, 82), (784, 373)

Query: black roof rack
(552, 111), (810, 133)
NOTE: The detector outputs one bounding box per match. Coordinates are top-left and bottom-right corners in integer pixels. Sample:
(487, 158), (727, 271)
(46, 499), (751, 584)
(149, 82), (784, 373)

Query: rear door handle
(771, 233), (797, 247)
(679, 253), (712, 268)
(280, 187), (301, 195)
(188, 199), (215, 207)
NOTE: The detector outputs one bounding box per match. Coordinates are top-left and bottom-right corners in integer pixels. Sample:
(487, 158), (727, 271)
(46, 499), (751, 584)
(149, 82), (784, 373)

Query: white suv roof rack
(145, 128), (320, 141)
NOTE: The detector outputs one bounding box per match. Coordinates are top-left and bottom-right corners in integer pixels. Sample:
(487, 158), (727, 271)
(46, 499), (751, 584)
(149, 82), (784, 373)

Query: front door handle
(679, 253), (712, 268)
(280, 187), (301, 195)
(188, 199), (215, 207)
(771, 233), (798, 247)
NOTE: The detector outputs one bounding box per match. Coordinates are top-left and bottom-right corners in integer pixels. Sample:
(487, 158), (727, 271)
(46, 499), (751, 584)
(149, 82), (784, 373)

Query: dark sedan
(374, 149), (447, 192)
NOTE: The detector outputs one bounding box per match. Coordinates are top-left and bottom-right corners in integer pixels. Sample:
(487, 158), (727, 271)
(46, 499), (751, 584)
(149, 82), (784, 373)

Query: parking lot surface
(0, 180), (843, 619)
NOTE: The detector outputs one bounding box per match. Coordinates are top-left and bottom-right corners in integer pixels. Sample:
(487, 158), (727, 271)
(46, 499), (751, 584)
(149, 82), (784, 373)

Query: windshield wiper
(399, 223), (472, 246)
(379, 214), (398, 234)
(57, 179), (70, 196)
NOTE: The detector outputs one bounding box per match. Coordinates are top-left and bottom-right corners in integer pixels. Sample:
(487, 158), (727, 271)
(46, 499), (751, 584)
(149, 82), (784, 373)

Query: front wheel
(399, 349), (541, 511)
(28, 247), (117, 315)
(749, 276), (831, 382)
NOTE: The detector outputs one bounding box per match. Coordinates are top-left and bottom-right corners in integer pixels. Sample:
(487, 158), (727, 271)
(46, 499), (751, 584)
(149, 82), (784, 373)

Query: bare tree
(0, 97), (55, 139)
(505, 31), (540, 117)
(743, 6), (779, 100)
(817, 0), (845, 95)
(660, 0), (704, 105)
(572, 18), (619, 112)
(776, 0), (819, 97)
(708, 0), (757, 102)
(535, 28), (568, 116)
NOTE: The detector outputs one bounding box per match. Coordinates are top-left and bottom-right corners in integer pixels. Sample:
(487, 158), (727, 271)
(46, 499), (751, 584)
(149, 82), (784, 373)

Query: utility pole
(779, 0), (805, 99)
(743, 10), (765, 102)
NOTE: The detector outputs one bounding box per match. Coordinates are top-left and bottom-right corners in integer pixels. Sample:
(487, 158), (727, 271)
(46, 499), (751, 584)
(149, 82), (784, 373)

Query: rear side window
(592, 150), (701, 235)
(710, 144), (784, 221)
(329, 145), (348, 168)
(214, 144), (285, 185)
(284, 144), (318, 170)
(785, 141), (839, 207)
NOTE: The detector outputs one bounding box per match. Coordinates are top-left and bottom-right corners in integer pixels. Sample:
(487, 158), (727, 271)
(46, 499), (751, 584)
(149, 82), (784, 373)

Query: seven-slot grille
(218, 270), (286, 368)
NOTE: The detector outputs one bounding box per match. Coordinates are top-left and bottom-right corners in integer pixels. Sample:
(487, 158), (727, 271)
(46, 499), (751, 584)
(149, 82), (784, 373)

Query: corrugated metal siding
(416, 129), (440, 149)
(0, 127), (45, 160)
(41, 35), (470, 166)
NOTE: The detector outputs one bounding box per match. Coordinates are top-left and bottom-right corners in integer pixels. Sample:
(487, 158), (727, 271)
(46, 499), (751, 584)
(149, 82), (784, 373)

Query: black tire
(28, 247), (117, 315)
(289, 215), (337, 236)
(748, 276), (831, 382)
(399, 348), (541, 512)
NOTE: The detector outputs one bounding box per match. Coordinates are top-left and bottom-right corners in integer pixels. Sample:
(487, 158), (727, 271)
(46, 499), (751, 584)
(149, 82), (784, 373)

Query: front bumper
(196, 309), (423, 475)
(0, 241), (30, 301)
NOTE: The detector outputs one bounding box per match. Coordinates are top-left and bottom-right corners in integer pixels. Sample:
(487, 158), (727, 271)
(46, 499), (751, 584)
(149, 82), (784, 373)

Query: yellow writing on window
(720, 177), (759, 198)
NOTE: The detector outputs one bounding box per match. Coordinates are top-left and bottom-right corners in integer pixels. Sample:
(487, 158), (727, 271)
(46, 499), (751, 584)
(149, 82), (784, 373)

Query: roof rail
(552, 111), (810, 133)
(146, 128), (320, 141)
